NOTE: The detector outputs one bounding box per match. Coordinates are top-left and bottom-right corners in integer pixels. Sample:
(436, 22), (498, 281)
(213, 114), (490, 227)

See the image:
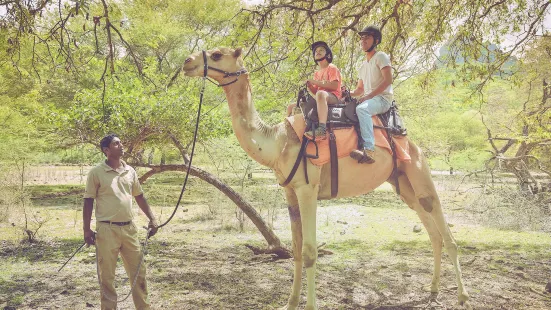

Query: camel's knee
(444, 240), (458, 253)
(302, 243), (317, 268)
(418, 195), (435, 213)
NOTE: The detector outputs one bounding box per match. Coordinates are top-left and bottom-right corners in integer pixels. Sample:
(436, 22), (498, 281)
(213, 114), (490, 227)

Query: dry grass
(1, 166), (550, 309)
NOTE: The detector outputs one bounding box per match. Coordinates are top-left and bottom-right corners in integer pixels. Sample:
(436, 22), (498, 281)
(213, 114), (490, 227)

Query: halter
(202, 50), (248, 87)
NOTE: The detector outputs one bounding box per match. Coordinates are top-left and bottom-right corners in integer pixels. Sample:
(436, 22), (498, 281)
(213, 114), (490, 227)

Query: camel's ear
(234, 47), (243, 58)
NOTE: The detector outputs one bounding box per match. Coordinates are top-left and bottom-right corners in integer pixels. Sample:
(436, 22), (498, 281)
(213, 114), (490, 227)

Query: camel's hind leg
(389, 174), (443, 293)
(399, 143), (471, 308)
(280, 187), (303, 310)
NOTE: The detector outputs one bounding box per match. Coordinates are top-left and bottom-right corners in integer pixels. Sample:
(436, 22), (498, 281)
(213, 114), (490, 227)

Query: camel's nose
(185, 57), (192, 63)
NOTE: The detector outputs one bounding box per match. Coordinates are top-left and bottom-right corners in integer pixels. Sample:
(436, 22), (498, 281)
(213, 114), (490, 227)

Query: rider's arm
(351, 80), (364, 97)
(308, 79), (339, 91)
(357, 66), (392, 102)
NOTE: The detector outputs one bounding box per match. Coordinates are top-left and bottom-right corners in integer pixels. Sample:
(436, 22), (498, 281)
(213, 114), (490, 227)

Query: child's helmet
(311, 41), (333, 63)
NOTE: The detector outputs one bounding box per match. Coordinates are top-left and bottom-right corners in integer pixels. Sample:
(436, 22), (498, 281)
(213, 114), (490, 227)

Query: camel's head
(182, 47), (244, 80)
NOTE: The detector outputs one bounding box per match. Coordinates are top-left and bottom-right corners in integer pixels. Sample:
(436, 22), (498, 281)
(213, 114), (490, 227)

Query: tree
(2, 0), (550, 244)
(0, 0), (291, 254)
(481, 34), (551, 196)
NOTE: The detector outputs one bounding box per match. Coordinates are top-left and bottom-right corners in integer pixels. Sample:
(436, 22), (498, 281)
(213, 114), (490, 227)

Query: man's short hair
(100, 134), (119, 155)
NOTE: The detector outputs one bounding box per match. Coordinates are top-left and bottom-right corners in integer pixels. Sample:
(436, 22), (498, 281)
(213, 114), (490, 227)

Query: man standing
(83, 134), (158, 310)
(350, 25), (394, 164)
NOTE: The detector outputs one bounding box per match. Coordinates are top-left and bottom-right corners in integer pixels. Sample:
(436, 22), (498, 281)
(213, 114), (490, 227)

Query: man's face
(360, 34), (376, 52)
(104, 137), (124, 158)
(314, 46), (327, 59)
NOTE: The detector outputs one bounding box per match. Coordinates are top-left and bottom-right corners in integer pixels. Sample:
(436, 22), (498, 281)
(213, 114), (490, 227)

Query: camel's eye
(211, 52), (223, 61)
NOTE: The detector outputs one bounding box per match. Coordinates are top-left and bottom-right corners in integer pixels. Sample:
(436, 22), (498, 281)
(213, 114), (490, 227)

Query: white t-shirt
(358, 51), (393, 103)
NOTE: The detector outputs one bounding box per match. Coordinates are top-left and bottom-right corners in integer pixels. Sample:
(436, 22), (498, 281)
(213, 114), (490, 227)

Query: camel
(182, 47), (471, 310)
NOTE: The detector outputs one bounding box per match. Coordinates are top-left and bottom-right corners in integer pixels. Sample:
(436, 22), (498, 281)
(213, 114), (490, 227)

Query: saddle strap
(280, 137), (309, 187)
(328, 127), (338, 198)
(383, 126), (400, 196)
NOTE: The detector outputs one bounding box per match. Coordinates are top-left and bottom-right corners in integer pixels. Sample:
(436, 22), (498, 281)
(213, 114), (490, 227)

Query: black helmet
(358, 25), (382, 44)
(311, 41), (333, 63)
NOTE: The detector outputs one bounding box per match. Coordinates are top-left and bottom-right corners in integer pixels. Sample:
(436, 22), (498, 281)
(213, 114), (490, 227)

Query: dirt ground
(1, 169), (551, 309)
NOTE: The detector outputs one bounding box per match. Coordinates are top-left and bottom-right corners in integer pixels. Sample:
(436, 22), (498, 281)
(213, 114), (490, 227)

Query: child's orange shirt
(312, 63), (342, 99)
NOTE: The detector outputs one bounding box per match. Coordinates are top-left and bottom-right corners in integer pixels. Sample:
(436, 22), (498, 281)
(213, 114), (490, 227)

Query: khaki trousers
(96, 221), (150, 310)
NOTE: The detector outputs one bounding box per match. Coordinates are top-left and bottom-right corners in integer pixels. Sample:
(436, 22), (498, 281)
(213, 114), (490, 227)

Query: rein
(157, 50), (247, 228)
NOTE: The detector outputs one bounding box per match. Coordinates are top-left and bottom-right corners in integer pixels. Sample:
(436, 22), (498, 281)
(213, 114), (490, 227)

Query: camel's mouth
(182, 65), (200, 76)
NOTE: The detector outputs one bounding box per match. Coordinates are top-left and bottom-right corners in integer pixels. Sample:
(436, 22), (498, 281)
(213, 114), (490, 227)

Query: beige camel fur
(182, 47), (471, 310)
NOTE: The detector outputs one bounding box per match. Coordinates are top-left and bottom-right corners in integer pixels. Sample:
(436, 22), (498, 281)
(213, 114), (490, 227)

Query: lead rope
(93, 71), (205, 299)
(156, 53), (208, 229)
(59, 52), (209, 273)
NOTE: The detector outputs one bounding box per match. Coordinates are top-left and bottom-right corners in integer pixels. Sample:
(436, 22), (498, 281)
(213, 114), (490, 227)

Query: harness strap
(378, 115), (400, 196)
(280, 137), (309, 187)
(303, 148), (309, 185)
(202, 50), (247, 87)
(388, 131), (400, 195)
(328, 126), (338, 198)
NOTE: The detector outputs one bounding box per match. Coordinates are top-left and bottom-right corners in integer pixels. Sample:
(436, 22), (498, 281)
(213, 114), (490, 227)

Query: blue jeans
(356, 96), (391, 151)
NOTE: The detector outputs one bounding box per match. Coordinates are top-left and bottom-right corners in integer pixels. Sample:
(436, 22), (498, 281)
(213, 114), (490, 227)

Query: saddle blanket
(286, 114), (411, 166)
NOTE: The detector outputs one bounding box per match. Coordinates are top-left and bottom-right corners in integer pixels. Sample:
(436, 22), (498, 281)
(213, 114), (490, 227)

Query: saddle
(297, 86), (407, 136)
(281, 86), (408, 197)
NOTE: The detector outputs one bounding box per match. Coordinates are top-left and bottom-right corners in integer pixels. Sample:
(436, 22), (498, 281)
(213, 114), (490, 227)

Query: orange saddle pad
(286, 114), (411, 166)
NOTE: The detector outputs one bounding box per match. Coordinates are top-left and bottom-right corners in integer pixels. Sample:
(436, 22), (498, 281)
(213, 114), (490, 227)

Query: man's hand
(84, 229), (96, 246)
(357, 93), (374, 104)
(147, 220), (159, 238)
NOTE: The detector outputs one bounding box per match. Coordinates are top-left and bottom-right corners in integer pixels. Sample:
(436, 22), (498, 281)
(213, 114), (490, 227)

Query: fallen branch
(245, 244), (291, 259)
(529, 286), (551, 300)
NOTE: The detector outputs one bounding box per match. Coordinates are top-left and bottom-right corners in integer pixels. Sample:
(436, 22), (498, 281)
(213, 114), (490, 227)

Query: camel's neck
(222, 75), (280, 168)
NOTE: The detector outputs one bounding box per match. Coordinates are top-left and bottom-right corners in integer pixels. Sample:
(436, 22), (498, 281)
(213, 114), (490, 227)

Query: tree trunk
(135, 163), (291, 258)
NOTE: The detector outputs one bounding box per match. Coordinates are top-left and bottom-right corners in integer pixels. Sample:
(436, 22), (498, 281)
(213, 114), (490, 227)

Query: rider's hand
(147, 219), (159, 238)
(84, 229), (96, 246)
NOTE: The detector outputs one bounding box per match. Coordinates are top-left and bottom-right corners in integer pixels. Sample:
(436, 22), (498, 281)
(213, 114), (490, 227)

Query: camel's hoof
(304, 305), (317, 310)
(277, 305), (297, 310)
(460, 300), (473, 310)
(458, 293), (472, 310)
(422, 283), (439, 293)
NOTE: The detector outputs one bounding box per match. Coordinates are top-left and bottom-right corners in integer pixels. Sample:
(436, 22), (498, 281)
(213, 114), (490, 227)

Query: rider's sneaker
(304, 126), (327, 140)
(350, 148), (375, 164)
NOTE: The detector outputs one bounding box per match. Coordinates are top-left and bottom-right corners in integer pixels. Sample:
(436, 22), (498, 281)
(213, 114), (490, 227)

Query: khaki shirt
(84, 161), (143, 222)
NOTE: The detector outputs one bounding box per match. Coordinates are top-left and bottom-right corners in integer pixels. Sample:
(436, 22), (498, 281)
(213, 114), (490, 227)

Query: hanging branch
(109, 23), (143, 76)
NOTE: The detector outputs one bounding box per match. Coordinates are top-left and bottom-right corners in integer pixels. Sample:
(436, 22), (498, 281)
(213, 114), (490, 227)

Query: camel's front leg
(430, 206), (470, 308)
(280, 188), (303, 310)
(402, 145), (471, 309)
(296, 185), (319, 310)
(390, 175), (443, 293)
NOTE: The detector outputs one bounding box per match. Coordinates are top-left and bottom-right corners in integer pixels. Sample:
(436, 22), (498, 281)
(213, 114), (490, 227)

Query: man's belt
(100, 220), (132, 226)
